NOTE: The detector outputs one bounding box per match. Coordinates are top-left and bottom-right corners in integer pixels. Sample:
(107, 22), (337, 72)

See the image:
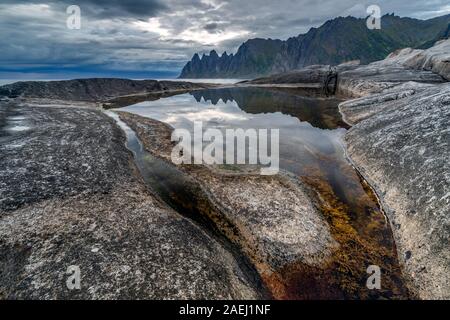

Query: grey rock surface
(0, 101), (260, 299)
(385, 39), (450, 80)
(338, 82), (434, 125)
(337, 39), (450, 98)
(336, 40), (450, 299)
(342, 83), (450, 299)
(337, 60), (445, 98)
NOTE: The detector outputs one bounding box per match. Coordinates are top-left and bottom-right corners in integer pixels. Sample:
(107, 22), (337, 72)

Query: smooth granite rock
(0, 101), (260, 299)
(333, 39), (450, 299)
(386, 39), (450, 80)
(337, 60), (445, 98)
(342, 83), (450, 299)
(337, 39), (449, 98)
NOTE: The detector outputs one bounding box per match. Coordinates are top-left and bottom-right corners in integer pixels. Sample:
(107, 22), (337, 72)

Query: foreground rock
(341, 82), (450, 299)
(0, 78), (208, 102)
(0, 101), (260, 299)
(338, 40), (450, 299)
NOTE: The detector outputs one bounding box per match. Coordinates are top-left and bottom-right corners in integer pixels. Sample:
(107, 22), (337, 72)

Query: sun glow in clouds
(134, 17), (249, 46)
(178, 28), (250, 45)
(133, 17), (171, 37)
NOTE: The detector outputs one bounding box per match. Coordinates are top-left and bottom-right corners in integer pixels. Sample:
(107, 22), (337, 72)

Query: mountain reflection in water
(119, 87), (363, 216)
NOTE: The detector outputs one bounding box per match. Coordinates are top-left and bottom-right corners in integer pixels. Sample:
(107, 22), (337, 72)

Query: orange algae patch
(261, 166), (411, 300)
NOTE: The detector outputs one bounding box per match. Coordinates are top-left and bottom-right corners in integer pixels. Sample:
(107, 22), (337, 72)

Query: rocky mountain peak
(179, 14), (450, 79)
(209, 50), (219, 58)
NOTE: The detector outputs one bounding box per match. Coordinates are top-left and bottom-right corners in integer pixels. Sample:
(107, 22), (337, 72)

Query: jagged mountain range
(179, 13), (450, 78)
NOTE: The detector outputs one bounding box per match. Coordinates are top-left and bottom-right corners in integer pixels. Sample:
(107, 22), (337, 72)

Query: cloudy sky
(0, 0), (449, 79)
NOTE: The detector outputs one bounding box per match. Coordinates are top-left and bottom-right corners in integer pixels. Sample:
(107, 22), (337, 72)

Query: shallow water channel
(112, 86), (411, 299)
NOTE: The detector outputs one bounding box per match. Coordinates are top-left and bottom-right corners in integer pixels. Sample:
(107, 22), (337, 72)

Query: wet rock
(0, 101), (260, 299)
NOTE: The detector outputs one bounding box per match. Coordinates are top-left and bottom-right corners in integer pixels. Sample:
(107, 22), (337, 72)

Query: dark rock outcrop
(0, 78), (206, 102)
(240, 65), (338, 94)
(179, 14), (450, 78)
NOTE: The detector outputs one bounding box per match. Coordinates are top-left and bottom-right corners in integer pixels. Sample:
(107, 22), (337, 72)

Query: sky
(0, 0), (449, 80)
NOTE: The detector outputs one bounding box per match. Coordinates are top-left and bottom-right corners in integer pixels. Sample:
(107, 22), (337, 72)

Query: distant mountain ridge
(179, 13), (450, 78)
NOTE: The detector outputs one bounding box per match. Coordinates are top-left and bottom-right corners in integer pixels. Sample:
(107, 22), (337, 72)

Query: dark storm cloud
(0, 0), (168, 18)
(204, 23), (220, 32)
(0, 0), (449, 79)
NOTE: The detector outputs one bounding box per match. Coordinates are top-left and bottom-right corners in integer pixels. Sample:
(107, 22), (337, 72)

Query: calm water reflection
(119, 87), (359, 206)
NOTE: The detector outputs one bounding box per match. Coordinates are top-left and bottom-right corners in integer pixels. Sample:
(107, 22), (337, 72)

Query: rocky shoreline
(337, 40), (450, 299)
(204, 39), (450, 298)
(0, 40), (448, 299)
(0, 82), (409, 300)
(0, 78), (211, 102)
